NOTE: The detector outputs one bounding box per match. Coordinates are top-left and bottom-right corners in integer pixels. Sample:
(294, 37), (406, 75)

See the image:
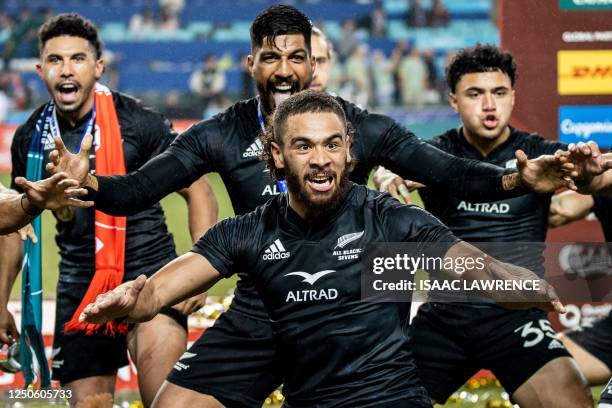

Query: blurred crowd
(0, 0), (481, 120)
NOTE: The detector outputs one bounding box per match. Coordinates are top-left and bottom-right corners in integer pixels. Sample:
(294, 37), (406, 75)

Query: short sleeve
(191, 213), (258, 277)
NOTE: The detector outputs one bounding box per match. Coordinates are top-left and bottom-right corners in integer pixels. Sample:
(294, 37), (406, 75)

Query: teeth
(275, 85), (291, 91)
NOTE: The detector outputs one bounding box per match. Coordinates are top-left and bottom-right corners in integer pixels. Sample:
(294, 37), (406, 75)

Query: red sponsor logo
(572, 65), (612, 78)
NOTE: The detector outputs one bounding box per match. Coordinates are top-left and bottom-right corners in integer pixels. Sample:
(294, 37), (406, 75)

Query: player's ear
(448, 92), (458, 113)
(345, 137), (352, 164)
(247, 54), (255, 78)
(271, 141), (285, 169)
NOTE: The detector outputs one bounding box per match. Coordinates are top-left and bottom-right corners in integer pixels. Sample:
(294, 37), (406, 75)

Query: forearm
(443, 241), (496, 281)
(0, 233), (22, 307)
(385, 139), (524, 202)
(0, 194), (38, 234)
(129, 252), (221, 321)
(90, 153), (199, 216)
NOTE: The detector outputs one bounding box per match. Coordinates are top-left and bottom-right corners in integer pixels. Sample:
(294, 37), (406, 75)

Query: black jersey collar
(456, 126), (517, 160)
(280, 182), (358, 237)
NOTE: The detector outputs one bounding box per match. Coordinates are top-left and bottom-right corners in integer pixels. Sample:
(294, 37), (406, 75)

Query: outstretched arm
(80, 252), (223, 324)
(0, 174), (89, 234)
(444, 241), (564, 313)
(50, 128), (209, 216)
(554, 142), (612, 194)
(366, 116), (572, 201)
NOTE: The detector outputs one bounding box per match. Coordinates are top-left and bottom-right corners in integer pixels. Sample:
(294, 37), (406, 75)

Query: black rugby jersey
(420, 127), (565, 275)
(193, 184), (457, 407)
(94, 97), (516, 319)
(593, 195), (612, 242)
(11, 91), (177, 283)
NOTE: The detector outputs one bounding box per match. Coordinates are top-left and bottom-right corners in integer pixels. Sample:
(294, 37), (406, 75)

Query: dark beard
(285, 166), (351, 220)
(255, 77), (307, 116)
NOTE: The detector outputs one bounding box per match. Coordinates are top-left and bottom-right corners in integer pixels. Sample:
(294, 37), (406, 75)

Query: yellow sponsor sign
(558, 50), (612, 95)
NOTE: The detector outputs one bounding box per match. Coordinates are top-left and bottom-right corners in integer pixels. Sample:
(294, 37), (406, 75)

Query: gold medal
(55, 206), (75, 222)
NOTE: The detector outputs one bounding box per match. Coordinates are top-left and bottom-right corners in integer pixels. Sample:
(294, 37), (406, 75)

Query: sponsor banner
(560, 0), (612, 10)
(558, 105), (612, 147)
(557, 50), (612, 95)
(549, 302), (611, 331)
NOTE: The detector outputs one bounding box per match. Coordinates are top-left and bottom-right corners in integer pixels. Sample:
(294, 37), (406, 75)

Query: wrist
(20, 194), (43, 216)
(84, 174), (99, 191)
(502, 171), (523, 191)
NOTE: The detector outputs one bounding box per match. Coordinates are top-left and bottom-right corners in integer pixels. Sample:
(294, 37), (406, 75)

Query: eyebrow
(261, 48), (307, 57)
(289, 133), (344, 144)
(465, 85), (510, 93)
(46, 52), (88, 60)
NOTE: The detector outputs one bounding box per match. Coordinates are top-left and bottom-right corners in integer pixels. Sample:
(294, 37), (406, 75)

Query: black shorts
(167, 309), (282, 408)
(410, 302), (571, 403)
(566, 311), (612, 371)
(52, 258), (187, 384)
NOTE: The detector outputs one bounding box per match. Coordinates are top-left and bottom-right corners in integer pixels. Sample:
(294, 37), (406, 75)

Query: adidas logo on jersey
(42, 133), (56, 151)
(548, 339), (565, 350)
(243, 139), (264, 158)
(262, 239), (291, 261)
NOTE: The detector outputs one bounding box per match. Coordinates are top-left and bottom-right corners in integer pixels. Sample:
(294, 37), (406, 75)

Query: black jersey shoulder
(192, 194), (281, 277)
(428, 127), (565, 159)
(188, 97), (258, 142)
(11, 104), (45, 153)
(352, 185), (456, 243)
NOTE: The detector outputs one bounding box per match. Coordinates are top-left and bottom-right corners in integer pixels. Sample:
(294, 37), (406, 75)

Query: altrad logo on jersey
(284, 269), (338, 302)
(263, 239), (291, 261)
(457, 201), (510, 214)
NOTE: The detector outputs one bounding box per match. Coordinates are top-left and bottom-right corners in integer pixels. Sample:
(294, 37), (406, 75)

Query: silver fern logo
(335, 231), (364, 249)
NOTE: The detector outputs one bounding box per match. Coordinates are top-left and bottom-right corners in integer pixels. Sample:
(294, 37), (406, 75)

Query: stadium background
(0, 0), (610, 406)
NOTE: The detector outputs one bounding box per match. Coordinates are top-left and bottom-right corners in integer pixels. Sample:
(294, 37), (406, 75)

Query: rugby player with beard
(79, 91), (563, 407)
(48, 6), (573, 407)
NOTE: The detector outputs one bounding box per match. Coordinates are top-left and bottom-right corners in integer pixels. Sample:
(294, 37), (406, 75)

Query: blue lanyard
(50, 103), (96, 153)
(257, 100), (287, 193)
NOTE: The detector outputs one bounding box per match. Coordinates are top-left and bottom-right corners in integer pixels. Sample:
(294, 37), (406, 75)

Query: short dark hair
(446, 44), (517, 93)
(261, 90), (353, 181)
(39, 13), (103, 59)
(250, 5), (312, 55)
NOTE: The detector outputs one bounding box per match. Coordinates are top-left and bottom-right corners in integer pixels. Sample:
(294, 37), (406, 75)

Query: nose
(482, 92), (495, 111)
(309, 145), (331, 168)
(275, 57), (293, 80)
(59, 60), (73, 78)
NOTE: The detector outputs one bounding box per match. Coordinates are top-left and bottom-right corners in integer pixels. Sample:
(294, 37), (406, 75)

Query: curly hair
(39, 13), (103, 59)
(260, 90), (354, 181)
(446, 43), (517, 93)
(250, 5), (312, 54)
